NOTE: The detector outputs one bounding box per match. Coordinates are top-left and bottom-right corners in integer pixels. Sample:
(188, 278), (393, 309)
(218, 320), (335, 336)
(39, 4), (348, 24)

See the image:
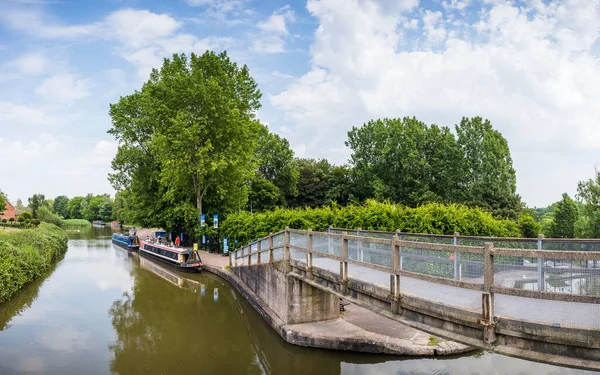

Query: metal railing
(230, 227), (600, 331)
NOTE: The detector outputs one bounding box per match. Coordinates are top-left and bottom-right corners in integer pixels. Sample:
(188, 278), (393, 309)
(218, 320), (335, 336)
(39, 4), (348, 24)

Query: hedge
(0, 223), (68, 303)
(221, 200), (521, 247)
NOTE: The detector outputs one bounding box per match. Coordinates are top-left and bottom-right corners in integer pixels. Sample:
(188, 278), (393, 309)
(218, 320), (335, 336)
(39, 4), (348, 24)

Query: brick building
(0, 200), (16, 220)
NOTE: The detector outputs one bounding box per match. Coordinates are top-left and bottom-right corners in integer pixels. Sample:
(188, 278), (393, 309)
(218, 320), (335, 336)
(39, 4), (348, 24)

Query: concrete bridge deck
(199, 250), (471, 357)
(228, 228), (600, 371)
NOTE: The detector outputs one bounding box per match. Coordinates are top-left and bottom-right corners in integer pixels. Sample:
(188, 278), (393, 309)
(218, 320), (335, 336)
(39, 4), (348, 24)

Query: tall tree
(576, 168), (600, 237)
(549, 193), (578, 238)
(288, 158), (332, 208)
(14, 199), (26, 215)
(0, 190), (6, 214)
(28, 194), (45, 218)
(53, 195), (70, 218)
(252, 125), (298, 207)
(456, 116), (522, 218)
(68, 196), (86, 219)
(109, 51), (262, 233)
(347, 117), (462, 206)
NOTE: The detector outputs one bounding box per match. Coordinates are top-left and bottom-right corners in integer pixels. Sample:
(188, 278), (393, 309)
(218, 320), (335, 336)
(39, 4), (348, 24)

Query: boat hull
(112, 239), (139, 252)
(139, 249), (202, 273)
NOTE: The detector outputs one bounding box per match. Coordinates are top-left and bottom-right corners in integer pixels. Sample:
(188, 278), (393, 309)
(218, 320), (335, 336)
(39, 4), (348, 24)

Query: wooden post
(248, 245), (252, 266)
(537, 234), (545, 292)
(234, 250), (238, 267)
(483, 242), (494, 293)
(268, 233), (274, 263)
(453, 232), (461, 280)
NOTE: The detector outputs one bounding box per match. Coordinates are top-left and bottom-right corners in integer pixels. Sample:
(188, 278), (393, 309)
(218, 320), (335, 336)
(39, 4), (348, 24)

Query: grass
(428, 336), (444, 346)
(61, 219), (92, 227)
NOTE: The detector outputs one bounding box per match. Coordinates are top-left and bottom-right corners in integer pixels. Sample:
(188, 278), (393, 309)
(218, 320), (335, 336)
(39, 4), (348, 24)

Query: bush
(8, 218), (14, 223)
(1, 219), (6, 223)
(32, 219), (41, 226)
(21, 212), (32, 220)
(37, 206), (63, 228)
(0, 223), (68, 303)
(221, 200), (522, 246)
(17, 217), (25, 223)
(518, 214), (541, 238)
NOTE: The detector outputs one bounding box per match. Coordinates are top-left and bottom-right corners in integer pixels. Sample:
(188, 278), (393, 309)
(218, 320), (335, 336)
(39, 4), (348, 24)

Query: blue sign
(200, 214), (206, 228)
(180, 233), (184, 242)
(213, 214), (219, 229)
(223, 238), (229, 252)
(202, 235), (206, 244)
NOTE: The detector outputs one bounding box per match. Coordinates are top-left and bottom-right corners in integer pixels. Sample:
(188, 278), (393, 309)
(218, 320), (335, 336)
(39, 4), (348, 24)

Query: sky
(1, 0), (600, 208)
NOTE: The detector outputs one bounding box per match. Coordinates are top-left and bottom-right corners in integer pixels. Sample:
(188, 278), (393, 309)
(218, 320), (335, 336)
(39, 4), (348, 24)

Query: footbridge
(229, 227), (600, 371)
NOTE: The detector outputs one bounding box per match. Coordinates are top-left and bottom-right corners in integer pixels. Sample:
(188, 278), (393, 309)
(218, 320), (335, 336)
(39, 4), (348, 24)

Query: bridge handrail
(231, 227), (600, 303)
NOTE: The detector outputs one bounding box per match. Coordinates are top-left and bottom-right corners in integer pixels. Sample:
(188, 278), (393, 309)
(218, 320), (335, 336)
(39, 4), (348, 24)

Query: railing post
(391, 235), (401, 314)
(257, 240), (262, 265)
(537, 234), (544, 292)
(234, 250), (238, 267)
(341, 232), (349, 294)
(284, 227), (290, 272)
(328, 225), (333, 255)
(396, 229), (403, 270)
(453, 232), (461, 280)
(248, 245), (252, 266)
(268, 233), (274, 263)
(482, 242), (496, 343)
(307, 229), (313, 279)
(357, 227), (363, 262)
(229, 251), (233, 267)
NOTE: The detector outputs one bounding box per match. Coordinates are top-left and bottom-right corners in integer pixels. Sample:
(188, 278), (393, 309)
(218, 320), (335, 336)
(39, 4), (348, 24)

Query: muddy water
(0, 227), (595, 375)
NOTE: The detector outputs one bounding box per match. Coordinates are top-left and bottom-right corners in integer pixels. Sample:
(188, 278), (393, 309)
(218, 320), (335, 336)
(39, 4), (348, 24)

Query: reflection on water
(0, 227), (597, 375)
(518, 275), (600, 295)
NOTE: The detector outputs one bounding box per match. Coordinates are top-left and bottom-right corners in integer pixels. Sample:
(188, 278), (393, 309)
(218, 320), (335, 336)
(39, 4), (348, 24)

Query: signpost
(200, 214), (206, 228)
(223, 238), (229, 255)
(213, 214), (219, 229)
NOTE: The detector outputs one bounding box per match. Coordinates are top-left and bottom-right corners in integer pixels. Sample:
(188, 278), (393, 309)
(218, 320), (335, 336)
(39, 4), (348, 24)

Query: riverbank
(61, 219), (91, 227)
(199, 251), (472, 357)
(0, 223), (68, 303)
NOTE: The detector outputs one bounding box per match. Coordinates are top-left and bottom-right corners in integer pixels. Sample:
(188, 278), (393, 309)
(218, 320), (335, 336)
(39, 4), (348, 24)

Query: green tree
(252, 125), (298, 206)
(27, 194), (45, 218)
(53, 195), (70, 218)
(456, 116), (522, 218)
(549, 193), (578, 238)
(109, 51), (262, 234)
(347, 117), (463, 206)
(288, 158), (332, 208)
(0, 190), (6, 215)
(577, 168), (600, 238)
(37, 206), (63, 227)
(98, 197), (114, 222)
(68, 196), (86, 219)
(518, 214), (541, 238)
(326, 165), (356, 205)
(248, 177), (280, 212)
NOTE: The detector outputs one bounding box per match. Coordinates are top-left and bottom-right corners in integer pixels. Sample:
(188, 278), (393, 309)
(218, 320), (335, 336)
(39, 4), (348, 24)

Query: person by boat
(175, 236), (181, 248)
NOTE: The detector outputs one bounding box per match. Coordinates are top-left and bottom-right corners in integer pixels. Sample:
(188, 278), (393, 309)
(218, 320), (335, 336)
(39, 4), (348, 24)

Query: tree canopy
(346, 116), (522, 218)
(548, 193), (578, 238)
(109, 51), (262, 234)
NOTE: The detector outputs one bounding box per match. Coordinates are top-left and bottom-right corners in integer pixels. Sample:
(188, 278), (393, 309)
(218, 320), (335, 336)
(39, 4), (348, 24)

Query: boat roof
(141, 240), (194, 254)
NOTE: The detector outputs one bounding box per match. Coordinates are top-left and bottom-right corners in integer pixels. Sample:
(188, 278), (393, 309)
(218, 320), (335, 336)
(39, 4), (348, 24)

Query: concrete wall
(234, 261), (338, 325)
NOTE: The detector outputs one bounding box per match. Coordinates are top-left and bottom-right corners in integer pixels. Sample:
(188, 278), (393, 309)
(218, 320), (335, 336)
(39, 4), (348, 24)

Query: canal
(0, 227), (595, 375)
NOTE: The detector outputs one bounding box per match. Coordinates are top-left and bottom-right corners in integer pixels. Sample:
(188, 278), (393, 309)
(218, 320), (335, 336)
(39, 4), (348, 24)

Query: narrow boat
(92, 220), (105, 227)
(112, 233), (140, 251)
(139, 240), (203, 272)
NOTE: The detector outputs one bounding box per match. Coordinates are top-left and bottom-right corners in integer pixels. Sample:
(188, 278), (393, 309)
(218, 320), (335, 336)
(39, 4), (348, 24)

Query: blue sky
(2, 0), (600, 208)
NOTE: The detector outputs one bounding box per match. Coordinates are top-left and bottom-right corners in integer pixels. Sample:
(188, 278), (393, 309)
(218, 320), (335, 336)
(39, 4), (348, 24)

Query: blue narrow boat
(112, 233), (140, 251)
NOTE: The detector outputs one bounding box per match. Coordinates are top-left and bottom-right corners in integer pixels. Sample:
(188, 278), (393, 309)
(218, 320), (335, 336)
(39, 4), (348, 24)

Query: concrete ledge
(204, 264), (471, 357)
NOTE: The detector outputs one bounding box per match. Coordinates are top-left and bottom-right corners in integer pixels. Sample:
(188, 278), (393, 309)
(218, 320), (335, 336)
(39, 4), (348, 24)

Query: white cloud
(253, 5), (295, 53)
(0, 9), (101, 38)
(10, 52), (48, 75)
(271, 0), (600, 206)
(36, 74), (91, 102)
(105, 9), (181, 49)
(0, 101), (60, 126)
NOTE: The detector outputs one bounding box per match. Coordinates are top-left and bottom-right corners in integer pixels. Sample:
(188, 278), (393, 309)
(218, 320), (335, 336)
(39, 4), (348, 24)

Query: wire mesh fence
(312, 233), (341, 257)
(348, 239), (392, 268)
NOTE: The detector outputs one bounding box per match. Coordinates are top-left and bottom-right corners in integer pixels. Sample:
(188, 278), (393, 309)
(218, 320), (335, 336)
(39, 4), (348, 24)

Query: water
(0, 227), (596, 375)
